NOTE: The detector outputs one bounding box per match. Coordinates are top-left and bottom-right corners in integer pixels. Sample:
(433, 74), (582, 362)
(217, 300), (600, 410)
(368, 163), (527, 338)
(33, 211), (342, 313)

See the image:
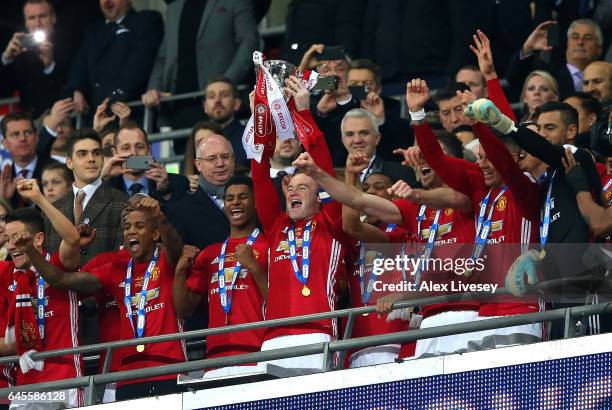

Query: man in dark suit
(505, 18), (604, 102)
(66, 0), (163, 113)
(44, 128), (127, 266)
(167, 133), (231, 251)
(0, 0), (73, 118)
(102, 122), (189, 207)
(0, 112), (58, 209)
(341, 108), (417, 186)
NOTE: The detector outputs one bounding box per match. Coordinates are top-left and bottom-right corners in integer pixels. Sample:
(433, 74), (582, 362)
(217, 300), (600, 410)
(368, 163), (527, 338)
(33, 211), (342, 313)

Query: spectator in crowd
(41, 161), (72, 203)
(40, 98), (77, 164)
(142, 0), (259, 132)
(505, 19), (603, 101)
(18, 198), (187, 401)
(101, 123), (189, 206)
(182, 121), (224, 188)
(0, 0), (73, 117)
(202, 77), (247, 167)
(520, 70), (560, 122)
(582, 60), (612, 106)
(167, 133), (231, 251)
(564, 91), (602, 148)
(92, 98), (132, 134)
(360, 0), (478, 93)
(66, 0), (163, 113)
(0, 198), (13, 261)
(455, 65), (488, 98)
(174, 175), (268, 378)
(340, 108), (416, 185)
(0, 112), (57, 209)
(100, 127), (118, 164)
(44, 129), (127, 266)
(281, 0), (364, 65)
(433, 85), (479, 156)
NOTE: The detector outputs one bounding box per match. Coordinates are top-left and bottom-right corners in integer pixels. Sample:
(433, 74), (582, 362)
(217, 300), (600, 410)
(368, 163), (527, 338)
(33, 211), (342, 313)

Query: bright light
(33, 30), (46, 43)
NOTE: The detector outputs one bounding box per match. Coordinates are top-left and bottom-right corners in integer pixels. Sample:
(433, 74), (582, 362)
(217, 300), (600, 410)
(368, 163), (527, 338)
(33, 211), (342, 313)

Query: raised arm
(293, 152), (404, 225)
(16, 232), (102, 294)
(172, 245), (202, 318)
(16, 179), (81, 271)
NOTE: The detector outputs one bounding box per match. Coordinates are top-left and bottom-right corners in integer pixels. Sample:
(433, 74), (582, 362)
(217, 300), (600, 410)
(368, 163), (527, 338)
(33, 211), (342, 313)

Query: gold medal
(136, 344), (145, 353)
(301, 286), (311, 297)
(539, 250), (546, 259)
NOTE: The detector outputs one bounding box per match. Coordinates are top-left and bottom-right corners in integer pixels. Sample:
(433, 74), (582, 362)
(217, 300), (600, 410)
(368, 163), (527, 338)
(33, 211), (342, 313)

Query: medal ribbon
(288, 221), (312, 287)
(471, 186), (507, 260)
(357, 224), (396, 304)
(33, 252), (51, 343)
(217, 229), (260, 314)
(124, 246), (159, 339)
(414, 205), (441, 285)
(540, 171), (556, 250)
(602, 177), (612, 206)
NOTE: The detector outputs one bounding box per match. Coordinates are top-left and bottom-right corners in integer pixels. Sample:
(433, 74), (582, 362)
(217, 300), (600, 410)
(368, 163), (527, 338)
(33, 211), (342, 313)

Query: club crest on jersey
(151, 267), (160, 281)
(129, 287), (160, 306)
(420, 222), (452, 240)
(444, 208), (454, 216)
(496, 197), (507, 212)
(211, 267), (248, 284)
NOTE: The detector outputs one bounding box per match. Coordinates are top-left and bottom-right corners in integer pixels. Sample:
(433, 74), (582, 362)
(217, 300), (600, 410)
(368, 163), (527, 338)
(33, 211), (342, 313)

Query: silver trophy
(262, 60), (303, 100)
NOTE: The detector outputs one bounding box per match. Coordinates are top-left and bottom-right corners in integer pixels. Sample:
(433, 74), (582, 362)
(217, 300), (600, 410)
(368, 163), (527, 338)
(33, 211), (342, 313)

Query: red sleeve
(414, 122), (482, 198)
(486, 78), (517, 123)
(472, 122), (540, 215)
(187, 248), (210, 296)
(595, 162), (606, 179)
(89, 262), (116, 295)
(50, 251), (66, 271)
(392, 199), (418, 235)
(251, 155), (282, 234)
(297, 109), (335, 177)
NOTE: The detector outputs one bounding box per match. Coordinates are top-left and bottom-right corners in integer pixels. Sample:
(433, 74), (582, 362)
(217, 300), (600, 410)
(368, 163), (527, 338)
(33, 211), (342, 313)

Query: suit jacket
(66, 8), (163, 108)
(368, 154), (418, 186)
(0, 33), (72, 118)
(147, 0), (259, 91)
(44, 182), (128, 266)
(9, 154), (58, 209)
(166, 187), (229, 250)
(107, 172), (190, 208)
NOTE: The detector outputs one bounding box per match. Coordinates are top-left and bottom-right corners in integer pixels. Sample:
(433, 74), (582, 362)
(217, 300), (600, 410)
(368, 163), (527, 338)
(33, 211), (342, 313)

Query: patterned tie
(18, 169), (29, 179)
(129, 182), (144, 196)
(74, 190), (86, 224)
(574, 70), (584, 92)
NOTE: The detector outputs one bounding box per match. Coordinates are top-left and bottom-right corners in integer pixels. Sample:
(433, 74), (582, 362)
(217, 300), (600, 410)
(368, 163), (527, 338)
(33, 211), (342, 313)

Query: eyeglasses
(0, 214), (6, 223)
(196, 153), (233, 163)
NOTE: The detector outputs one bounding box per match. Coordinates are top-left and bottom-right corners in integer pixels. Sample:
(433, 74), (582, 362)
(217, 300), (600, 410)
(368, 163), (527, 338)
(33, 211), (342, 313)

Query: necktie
(74, 190), (86, 224)
(574, 71), (584, 91)
(276, 171), (288, 179)
(129, 183), (144, 196)
(18, 169), (29, 179)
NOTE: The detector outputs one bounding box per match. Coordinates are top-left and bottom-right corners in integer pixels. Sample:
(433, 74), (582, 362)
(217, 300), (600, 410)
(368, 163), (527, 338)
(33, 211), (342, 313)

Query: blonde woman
(520, 70), (559, 122)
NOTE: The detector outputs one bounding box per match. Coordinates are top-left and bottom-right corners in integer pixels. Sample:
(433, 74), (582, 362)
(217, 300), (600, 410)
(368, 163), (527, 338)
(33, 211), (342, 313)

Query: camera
(19, 30), (46, 49)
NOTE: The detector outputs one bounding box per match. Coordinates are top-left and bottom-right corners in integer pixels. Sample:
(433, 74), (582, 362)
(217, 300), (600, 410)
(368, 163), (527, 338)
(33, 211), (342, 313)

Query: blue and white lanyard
(414, 205), (441, 285)
(540, 171), (556, 249)
(603, 178), (612, 206)
(471, 187), (506, 260)
(35, 252), (52, 342)
(358, 224), (396, 304)
(217, 229), (260, 314)
(124, 246), (159, 339)
(288, 221), (312, 287)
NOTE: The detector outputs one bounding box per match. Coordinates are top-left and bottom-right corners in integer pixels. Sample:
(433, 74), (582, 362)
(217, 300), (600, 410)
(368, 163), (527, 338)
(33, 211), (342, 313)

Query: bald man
(583, 61), (611, 106)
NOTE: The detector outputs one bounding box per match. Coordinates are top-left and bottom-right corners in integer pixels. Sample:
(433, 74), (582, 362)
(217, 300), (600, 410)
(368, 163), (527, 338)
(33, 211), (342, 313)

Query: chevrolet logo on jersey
(276, 238), (303, 253)
(420, 222), (453, 240)
(211, 267), (248, 284)
(491, 220), (503, 232)
(129, 287), (160, 306)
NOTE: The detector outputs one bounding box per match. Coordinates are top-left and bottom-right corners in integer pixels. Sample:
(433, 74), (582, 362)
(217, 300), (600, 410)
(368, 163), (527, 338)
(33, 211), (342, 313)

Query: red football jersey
(82, 249), (131, 373)
(187, 235), (268, 359)
(0, 253), (82, 386)
(0, 263), (16, 387)
(265, 208), (348, 341)
(394, 199), (478, 317)
(89, 248), (186, 385)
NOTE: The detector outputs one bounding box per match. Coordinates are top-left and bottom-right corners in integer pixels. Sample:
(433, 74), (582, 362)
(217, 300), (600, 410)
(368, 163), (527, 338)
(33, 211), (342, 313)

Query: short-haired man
(505, 18), (603, 100)
(582, 61), (611, 107)
(340, 108), (416, 186)
(564, 91), (602, 147)
(0, 0), (72, 117)
(455, 65), (488, 99)
(101, 122), (189, 205)
(433, 85), (479, 155)
(0, 111), (57, 209)
(167, 133), (233, 251)
(45, 129), (127, 266)
(174, 175), (268, 377)
(203, 77), (247, 166)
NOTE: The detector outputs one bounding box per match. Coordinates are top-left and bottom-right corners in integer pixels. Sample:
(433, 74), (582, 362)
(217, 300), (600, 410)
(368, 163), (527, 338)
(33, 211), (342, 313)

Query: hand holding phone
(105, 88), (126, 116)
(126, 155), (154, 171)
(317, 46), (346, 61)
(349, 85), (369, 101)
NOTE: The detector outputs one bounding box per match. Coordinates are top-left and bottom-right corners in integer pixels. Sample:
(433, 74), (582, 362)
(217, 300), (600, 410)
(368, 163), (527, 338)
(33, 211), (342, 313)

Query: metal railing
(0, 278), (609, 405)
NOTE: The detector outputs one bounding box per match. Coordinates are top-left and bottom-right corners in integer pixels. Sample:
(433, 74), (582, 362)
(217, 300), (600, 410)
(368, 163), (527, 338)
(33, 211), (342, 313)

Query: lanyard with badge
(34, 252), (52, 342)
(470, 186), (507, 261)
(602, 178), (612, 206)
(414, 205), (441, 285)
(288, 220), (313, 297)
(539, 171), (556, 257)
(358, 224), (396, 304)
(124, 246), (159, 353)
(217, 229), (260, 315)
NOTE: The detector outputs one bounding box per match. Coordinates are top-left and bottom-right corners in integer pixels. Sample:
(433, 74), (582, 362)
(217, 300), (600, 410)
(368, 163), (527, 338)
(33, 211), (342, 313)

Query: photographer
(0, 0), (71, 117)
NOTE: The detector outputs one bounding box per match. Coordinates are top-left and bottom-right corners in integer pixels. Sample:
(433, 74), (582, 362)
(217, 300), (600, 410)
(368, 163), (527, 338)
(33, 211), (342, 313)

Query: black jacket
(107, 172), (190, 208)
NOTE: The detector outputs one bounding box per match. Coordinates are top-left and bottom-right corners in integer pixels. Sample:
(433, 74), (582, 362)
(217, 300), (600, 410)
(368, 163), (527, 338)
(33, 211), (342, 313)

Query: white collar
(13, 157), (38, 176)
(73, 177), (102, 200)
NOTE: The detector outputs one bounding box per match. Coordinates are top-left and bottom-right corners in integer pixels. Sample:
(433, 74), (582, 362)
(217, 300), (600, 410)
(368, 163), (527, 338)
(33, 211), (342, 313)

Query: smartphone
(19, 34), (37, 49)
(349, 85), (369, 100)
(318, 46), (345, 61)
(105, 88), (126, 116)
(313, 76), (339, 91)
(547, 24), (559, 48)
(126, 155), (153, 170)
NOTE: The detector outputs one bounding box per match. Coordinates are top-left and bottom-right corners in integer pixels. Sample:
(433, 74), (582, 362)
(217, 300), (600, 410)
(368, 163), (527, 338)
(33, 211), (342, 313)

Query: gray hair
(567, 18), (603, 47)
(340, 108), (380, 136)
